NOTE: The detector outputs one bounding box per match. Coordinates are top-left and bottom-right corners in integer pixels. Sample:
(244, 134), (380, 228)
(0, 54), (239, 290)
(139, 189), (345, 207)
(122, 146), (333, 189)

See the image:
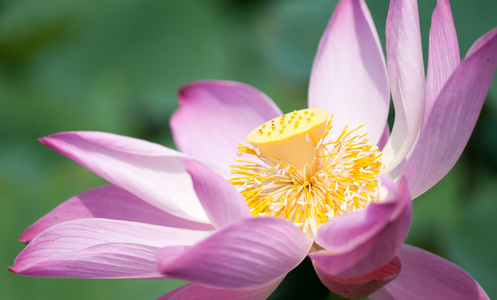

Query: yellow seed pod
(246, 108), (329, 169)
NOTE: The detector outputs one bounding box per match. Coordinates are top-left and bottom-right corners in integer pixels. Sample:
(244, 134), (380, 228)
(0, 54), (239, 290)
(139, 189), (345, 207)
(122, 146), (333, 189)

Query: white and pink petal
(171, 80), (282, 175)
(382, 0), (425, 172)
(157, 278), (283, 300)
(10, 219), (212, 279)
(185, 160), (251, 230)
(403, 28), (497, 198)
(40, 131), (209, 223)
(19, 184), (213, 244)
(308, 0), (389, 145)
(158, 217), (312, 289)
(424, 0), (460, 123)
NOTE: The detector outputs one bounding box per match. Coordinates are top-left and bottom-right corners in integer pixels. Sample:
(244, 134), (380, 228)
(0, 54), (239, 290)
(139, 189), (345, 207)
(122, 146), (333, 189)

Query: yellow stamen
(231, 108), (383, 238)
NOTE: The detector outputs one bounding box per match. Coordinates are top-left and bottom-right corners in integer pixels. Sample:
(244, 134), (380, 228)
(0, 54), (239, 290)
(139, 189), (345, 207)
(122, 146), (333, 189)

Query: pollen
(231, 108), (383, 238)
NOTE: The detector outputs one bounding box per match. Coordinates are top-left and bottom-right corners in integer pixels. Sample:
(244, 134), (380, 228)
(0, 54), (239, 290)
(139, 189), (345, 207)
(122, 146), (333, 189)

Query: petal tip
(18, 235), (30, 245)
(38, 132), (75, 150)
(8, 266), (17, 274)
(8, 262), (27, 276)
(38, 135), (53, 146)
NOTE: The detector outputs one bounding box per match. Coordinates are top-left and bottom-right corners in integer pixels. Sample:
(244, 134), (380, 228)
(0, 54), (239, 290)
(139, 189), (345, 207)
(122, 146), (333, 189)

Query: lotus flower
(10, 0), (496, 299)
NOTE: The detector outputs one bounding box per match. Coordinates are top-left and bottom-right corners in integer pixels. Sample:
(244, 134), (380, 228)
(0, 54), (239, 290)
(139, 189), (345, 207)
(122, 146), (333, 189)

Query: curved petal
(403, 28), (497, 198)
(424, 0), (460, 123)
(308, 0), (389, 145)
(40, 131), (208, 223)
(370, 245), (489, 300)
(315, 256), (401, 299)
(9, 219), (211, 279)
(158, 217), (312, 290)
(382, 0), (425, 173)
(170, 80), (282, 175)
(377, 123), (390, 151)
(158, 278), (283, 300)
(309, 177), (411, 278)
(185, 160), (251, 230)
(19, 185), (213, 244)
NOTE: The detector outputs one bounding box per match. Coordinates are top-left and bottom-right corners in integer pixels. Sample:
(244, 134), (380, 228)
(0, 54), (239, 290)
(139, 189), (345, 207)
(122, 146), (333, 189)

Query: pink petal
(185, 160), (251, 229)
(308, 0), (389, 145)
(19, 185), (213, 244)
(40, 131), (208, 223)
(369, 288), (395, 300)
(315, 256), (401, 299)
(403, 28), (497, 198)
(10, 219), (212, 279)
(424, 0), (460, 123)
(382, 0), (425, 173)
(170, 80), (282, 175)
(158, 217), (312, 289)
(370, 245), (489, 300)
(158, 278), (283, 300)
(309, 177), (411, 278)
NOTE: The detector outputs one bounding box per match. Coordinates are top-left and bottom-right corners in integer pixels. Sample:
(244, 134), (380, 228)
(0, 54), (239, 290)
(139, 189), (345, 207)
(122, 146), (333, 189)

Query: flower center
(230, 108), (383, 238)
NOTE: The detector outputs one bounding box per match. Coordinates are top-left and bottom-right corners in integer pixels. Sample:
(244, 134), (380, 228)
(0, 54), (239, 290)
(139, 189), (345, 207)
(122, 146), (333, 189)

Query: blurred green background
(1, 0), (496, 299)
